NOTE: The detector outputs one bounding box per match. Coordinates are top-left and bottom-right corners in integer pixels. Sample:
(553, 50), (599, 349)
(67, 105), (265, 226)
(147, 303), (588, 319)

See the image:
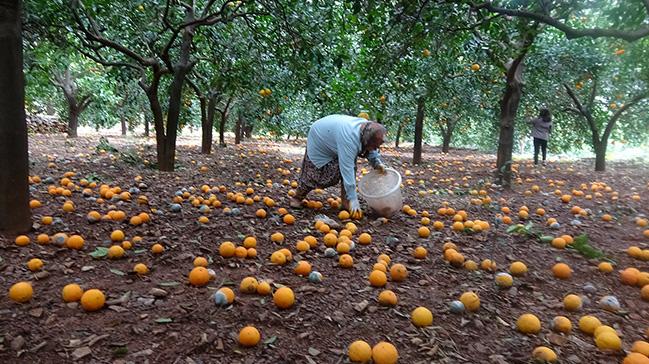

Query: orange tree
(522, 32), (649, 170)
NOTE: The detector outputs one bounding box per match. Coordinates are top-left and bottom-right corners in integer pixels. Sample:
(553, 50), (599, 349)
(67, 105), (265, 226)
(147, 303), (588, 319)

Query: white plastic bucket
(358, 168), (403, 217)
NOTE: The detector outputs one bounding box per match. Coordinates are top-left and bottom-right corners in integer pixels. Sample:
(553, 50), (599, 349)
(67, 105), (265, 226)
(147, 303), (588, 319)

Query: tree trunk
(594, 141), (607, 171)
(120, 116), (126, 136)
(413, 97), (425, 164)
(234, 114), (242, 145)
(158, 25), (195, 171)
(218, 96), (231, 147)
(0, 0), (31, 232)
(199, 97), (211, 154)
(496, 56), (526, 188)
(442, 132), (451, 153)
(244, 123), (252, 138)
(67, 107), (79, 138)
(395, 119), (404, 149)
(143, 112), (150, 137)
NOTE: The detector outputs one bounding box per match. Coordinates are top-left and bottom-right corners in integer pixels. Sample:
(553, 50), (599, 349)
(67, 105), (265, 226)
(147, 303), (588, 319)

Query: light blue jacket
(306, 114), (382, 202)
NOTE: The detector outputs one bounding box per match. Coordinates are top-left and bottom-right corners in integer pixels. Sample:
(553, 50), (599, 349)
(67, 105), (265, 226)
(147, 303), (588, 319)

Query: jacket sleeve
(337, 142), (359, 202)
(367, 150), (383, 168)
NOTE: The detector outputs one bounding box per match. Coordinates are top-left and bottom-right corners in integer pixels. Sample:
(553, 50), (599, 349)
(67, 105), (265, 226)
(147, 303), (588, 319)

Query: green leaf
(263, 336), (277, 345)
(155, 318), (173, 324)
(89, 247), (109, 258)
(540, 235), (554, 243)
(109, 268), (126, 276)
(506, 225), (521, 233)
(567, 234), (605, 259)
(133, 249), (147, 254)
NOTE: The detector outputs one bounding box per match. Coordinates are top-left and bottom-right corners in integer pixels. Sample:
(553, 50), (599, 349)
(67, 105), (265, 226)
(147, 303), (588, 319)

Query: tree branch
(602, 92), (649, 142)
(563, 83), (600, 144)
(475, 1), (649, 42)
(70, 0), (155, 66)
(587, 76), (598, 111)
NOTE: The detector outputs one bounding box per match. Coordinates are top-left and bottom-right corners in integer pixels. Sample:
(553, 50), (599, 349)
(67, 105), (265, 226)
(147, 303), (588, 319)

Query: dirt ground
(1, 133), (648, 364)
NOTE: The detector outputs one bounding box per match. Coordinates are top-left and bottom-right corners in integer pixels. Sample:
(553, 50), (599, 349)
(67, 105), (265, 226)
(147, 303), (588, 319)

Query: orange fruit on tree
(62, 283), (84, 302)
(369, 270), (387, 287)
(378, 290), (398, 306)
(273, 286), (295, 309)
(348, 340), (372, 363)
(552, 263), (572, 279)
(372, 341), (399, 364)
(80, 289), (105, 311)
(9, 282), (33, 303)
(239, 326), (261, 347)
(189, 267), (210, 286)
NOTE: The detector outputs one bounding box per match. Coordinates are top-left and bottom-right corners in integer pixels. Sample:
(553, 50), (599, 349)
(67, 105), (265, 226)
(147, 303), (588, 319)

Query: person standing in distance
(528, 108), (552, 165)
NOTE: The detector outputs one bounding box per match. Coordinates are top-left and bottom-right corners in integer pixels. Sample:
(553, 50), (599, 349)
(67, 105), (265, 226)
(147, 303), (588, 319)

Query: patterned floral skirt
(296, 151), (342, 194)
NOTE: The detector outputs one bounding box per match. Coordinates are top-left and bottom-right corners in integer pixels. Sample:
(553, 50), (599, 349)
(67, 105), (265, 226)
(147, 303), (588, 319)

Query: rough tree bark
(218, 97), (233, 147)
(394, 118), (406, 149)
(0, 0), (31, 232)
(412, 97), (425, 164)
(440, 118), (458, 153)
(52, 70), (91, 138)
(563, 81), (648, 171)
(234, 113), (242, 145)
(495, 55), (526, 187)
(143, 110), (150, 137)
